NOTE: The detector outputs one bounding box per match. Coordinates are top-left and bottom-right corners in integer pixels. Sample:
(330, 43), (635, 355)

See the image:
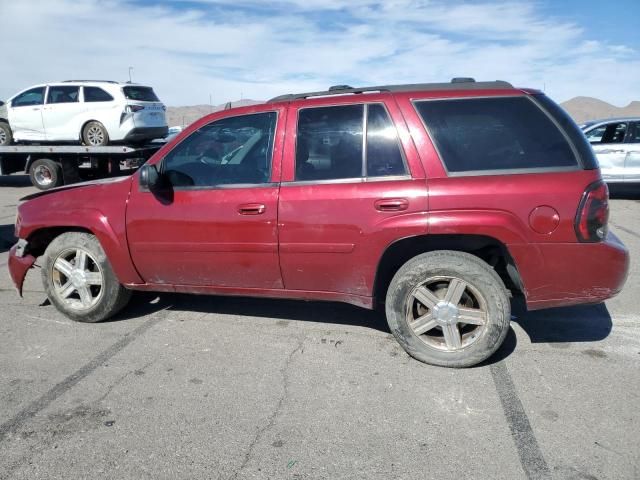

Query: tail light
(575, 180), (609, 242)
(125, 104), (145, 113)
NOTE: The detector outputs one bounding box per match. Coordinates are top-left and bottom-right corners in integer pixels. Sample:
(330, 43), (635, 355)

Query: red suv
(8, 79), (629, 367)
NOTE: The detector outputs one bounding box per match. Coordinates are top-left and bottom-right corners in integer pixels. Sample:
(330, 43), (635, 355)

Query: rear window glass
(534, 94), (598, 169)
(84, 87), (114, 102)
(414, 97), (579, 173)
(123, 86), (159, 102)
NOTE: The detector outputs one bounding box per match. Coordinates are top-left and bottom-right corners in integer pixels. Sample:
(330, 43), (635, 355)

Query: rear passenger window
(366, 104), (406, 177)
(47, 86), (79, 104)
(296, 105), (363, 181)
(84, 87), (114, 102)
(295, 104), (407, 181)
(415, 97), (578, 173)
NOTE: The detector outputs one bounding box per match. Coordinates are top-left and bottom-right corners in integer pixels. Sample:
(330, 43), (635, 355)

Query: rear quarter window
(123, 86), (160, 102)
(414, 96), (581, 173)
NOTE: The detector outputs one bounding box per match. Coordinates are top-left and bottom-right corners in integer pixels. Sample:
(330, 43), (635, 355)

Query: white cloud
(0, 0), (638, 106)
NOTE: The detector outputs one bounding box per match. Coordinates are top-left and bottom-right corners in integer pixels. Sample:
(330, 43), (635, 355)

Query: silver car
(581, 118), (640, 183)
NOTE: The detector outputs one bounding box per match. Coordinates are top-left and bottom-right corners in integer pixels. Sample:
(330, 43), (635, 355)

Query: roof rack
(61, 80), (119, 84)
(267, 78), (514, 103)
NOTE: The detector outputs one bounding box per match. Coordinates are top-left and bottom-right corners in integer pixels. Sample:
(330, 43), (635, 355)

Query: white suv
(0, 81), (168, 146)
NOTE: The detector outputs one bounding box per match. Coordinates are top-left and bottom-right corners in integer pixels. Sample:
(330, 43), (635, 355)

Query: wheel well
(373, 234), (523, 306)
(26, 227), (94, 257)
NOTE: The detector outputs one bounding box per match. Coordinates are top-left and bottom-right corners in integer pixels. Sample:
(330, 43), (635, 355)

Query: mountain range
(166, 96), (640, 128)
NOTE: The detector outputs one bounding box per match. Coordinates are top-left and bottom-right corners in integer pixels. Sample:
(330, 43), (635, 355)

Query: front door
(8, 87), (46, 141)
(624, 122), (640, 183)
(586, 121), (629, 182)
(126, 107), (284, 289)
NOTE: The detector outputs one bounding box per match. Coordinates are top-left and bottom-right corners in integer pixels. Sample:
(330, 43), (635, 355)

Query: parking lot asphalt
(0, 175), (638, 480)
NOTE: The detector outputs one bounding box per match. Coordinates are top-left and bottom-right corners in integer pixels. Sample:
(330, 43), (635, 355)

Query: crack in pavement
(229, 336), (306, 480)
(0, 310), (170, 445)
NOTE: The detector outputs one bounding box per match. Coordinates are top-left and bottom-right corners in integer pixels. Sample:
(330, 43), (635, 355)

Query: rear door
(277, 95), (428, 298)
(8, 87), (46, 140)
(624, 122), (640, 182)
(42, 85), (83, 141)
(585, 121), (629, 182)
(126, 105), (284, 288)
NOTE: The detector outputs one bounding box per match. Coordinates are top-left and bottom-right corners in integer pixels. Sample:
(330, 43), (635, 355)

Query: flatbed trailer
(0, 144), (162, 190)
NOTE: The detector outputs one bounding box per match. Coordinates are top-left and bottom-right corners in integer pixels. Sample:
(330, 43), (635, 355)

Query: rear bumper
(8, 240), (36, 296)
(511, 232), (629, 310)
(124, 126), (168, 143)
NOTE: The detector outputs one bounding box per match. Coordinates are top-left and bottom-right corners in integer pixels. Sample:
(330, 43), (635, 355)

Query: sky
(1, 0), (639, 107)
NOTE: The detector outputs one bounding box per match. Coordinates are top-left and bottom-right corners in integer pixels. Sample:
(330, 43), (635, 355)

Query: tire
(0, 121), (12, 146)
(29, 158), (63, 190)
(385, 250), (510, 368)
(41, 232), (132, 323)
(82, 121), (109, 146)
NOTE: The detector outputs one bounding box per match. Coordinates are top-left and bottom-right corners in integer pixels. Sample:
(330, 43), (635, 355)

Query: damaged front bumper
(8, 239), (36, 297)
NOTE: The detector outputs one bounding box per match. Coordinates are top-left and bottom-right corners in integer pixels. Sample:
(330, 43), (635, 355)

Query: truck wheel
(0, 121), (12, 146)
(41, 232), (132, 323)
(385, 250), (510, 368)
(82, 121), (109, 146)
(29, 158), (63, 190)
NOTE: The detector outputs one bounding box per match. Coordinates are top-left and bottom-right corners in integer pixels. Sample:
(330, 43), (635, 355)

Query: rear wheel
(82, 121), (109, 146)
(385, 250), (510, 368)
(41, 232), (132, 323)
(0, 121), (12, 146)
(29, 158), (63, 190)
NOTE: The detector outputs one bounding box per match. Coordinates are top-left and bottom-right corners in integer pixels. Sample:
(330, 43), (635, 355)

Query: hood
(20, 175), (132, 202)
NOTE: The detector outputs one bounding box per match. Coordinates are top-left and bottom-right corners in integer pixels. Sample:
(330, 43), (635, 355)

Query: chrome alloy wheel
(51, 248), (104, 310)
(86, 125), (105, 145)
(33, 165), (53, 186)
(405, 276), (488, 351)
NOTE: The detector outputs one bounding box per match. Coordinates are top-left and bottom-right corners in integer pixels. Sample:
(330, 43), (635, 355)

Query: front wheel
(41, 232), (132, 322)
(0, 121), (12, 146)
(385, 250), (510, 368)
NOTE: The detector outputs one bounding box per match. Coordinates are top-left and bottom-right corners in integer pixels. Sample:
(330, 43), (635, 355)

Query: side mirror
(139, 163), (160, 190)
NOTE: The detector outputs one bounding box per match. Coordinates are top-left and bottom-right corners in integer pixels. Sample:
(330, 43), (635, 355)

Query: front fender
(19, 208), (143, 285)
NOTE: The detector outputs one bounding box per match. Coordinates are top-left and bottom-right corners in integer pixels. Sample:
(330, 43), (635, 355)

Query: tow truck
(0, 144), (162, 190)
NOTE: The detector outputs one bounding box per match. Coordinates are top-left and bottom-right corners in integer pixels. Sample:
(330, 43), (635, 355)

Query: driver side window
(162, 111), (277, 188)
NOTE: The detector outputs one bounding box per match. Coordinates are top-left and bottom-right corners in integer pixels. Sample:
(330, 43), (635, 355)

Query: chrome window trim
(280, 174), (413, 187)
(412, 95), (582, 176)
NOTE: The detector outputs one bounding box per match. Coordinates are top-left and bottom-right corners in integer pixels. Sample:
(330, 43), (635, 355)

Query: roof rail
(267, 78), (513, 103)
(61, 80), (119, 84)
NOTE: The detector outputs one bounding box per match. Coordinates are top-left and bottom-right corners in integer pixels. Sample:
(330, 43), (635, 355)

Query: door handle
(32, 107), (41, 111)
(375, 198), (409, 212)
(238, 203), (266, 215)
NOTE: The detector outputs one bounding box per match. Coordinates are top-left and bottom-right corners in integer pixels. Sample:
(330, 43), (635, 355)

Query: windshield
(123, 86), (160, 102)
